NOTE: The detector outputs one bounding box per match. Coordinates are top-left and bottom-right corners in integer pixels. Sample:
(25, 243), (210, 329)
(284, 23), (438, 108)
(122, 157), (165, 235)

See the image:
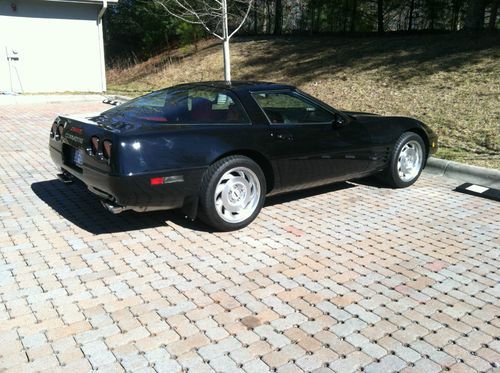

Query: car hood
(343, 111), (381, 118)
(343, 111), (382, 121)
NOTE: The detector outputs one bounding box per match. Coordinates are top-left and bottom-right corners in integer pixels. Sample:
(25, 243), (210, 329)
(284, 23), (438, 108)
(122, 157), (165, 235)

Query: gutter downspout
(97, 0), (108, 92)
(98, 0), (108, 20)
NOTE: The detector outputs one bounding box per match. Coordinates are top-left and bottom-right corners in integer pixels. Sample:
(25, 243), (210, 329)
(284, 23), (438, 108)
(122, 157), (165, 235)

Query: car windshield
(102, 87), (250, 125)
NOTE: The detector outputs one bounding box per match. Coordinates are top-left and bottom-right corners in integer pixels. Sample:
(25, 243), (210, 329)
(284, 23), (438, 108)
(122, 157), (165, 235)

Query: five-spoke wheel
(380, 132), (426, 188)
(199, 156), (266, 231)
(214, 167), (261, 224)
(397, 140), (423, 183)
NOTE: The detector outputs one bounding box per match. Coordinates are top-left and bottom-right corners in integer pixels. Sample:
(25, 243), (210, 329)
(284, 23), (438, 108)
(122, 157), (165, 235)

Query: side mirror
(332, 113), (347, 128)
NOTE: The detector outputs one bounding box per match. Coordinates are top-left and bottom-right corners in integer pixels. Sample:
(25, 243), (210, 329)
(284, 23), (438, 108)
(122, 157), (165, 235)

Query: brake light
(150, 177), (164, 185)
(91, 136), (99, 154)
(103, 140), (112, 159)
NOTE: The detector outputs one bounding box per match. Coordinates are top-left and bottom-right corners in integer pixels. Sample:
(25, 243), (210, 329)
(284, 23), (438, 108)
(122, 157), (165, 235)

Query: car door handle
(271, 132), (294, 141)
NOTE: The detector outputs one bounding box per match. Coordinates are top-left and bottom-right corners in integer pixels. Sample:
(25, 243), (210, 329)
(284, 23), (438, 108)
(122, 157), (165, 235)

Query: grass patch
(108, 32), (500, 169)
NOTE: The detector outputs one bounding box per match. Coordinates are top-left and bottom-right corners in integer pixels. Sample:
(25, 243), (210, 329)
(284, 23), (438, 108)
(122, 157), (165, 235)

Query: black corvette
(49, 82), (438, 231)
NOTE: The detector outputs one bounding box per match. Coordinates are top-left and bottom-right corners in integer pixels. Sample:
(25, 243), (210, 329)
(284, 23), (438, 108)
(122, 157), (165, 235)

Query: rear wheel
(380, 132), (426, 188)
(198, 156), (266, 231)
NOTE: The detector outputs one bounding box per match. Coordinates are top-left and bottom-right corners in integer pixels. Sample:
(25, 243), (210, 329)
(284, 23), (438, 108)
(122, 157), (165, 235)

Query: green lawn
(108, 32), (500, 169)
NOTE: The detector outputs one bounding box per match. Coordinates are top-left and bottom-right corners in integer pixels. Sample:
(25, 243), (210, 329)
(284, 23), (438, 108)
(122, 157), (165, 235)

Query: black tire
(380, 132), (426, 188)
(198, 155), (266, 231)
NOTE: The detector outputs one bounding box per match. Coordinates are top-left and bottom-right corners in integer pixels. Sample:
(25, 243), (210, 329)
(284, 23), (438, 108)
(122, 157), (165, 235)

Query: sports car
(49, 81), (438, 231)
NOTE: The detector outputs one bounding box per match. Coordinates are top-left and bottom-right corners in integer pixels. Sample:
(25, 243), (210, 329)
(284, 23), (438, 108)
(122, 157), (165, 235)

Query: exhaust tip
(57, 172), (74, 184)
(101, 200), (126, 214)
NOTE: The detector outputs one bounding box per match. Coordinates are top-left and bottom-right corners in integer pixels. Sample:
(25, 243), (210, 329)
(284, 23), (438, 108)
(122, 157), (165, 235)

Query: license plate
(73, 148), (84, 167)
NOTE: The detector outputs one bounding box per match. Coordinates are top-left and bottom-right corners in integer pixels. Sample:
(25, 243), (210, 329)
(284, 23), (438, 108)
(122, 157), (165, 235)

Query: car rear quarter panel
(117, 125), (273, 176)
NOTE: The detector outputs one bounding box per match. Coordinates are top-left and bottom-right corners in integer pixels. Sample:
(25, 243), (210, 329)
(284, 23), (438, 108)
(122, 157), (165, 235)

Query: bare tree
(377, 0), (384, 33)
(154, 0), (253, 82)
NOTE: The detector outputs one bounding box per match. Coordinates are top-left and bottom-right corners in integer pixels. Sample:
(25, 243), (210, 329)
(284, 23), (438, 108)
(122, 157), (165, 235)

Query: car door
(252, 90), (374, 192)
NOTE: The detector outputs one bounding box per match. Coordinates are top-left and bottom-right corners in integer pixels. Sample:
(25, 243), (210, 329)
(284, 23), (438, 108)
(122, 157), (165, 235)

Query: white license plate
(73, 148), (84, 167)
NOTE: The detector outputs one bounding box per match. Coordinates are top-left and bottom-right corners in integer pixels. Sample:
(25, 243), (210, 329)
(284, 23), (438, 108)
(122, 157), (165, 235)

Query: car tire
(380, 132), (426, 188)
(198, 155), (266, 231)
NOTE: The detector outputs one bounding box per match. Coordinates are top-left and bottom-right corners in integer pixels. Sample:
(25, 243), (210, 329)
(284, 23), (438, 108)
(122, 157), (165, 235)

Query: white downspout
(97, 0), (108, 92)
(98, 0), (108, 20)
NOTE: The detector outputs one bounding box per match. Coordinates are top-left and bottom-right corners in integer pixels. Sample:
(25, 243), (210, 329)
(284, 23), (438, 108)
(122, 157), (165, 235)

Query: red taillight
(91, 136), (99, 155)
(150, 177), (164, 185)
(103, 140), (112, 159)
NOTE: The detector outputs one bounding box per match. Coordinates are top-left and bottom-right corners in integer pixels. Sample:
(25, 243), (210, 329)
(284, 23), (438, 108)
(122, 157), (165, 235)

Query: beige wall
(0, 0), (106, 93)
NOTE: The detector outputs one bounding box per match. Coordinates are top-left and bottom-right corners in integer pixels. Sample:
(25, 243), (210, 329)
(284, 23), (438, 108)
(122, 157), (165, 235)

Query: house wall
(0, 0), (106, 93)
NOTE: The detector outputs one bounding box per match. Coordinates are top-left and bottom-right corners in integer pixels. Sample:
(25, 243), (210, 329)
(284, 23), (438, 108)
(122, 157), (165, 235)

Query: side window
(252, 91), (334, 124)
(185, 89), (250, 124)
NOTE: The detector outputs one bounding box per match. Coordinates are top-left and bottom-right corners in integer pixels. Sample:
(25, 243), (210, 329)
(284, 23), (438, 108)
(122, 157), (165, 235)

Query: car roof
(170, 81), (295, 93)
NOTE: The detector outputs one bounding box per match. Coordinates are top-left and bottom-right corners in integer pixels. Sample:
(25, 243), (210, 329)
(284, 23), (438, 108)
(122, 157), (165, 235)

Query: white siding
(0, 0), (105, 93)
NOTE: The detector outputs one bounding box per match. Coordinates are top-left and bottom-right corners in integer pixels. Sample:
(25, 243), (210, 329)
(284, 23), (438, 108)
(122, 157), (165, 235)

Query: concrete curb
(425, 157), (500, 188)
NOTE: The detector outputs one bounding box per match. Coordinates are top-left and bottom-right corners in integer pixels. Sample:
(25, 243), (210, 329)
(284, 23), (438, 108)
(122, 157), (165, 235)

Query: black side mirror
(333, 113), (347, 128)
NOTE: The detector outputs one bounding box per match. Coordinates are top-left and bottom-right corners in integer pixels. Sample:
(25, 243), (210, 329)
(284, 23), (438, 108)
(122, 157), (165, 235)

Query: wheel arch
(407, 127), (430, 164)
(211, 149), (275, 193)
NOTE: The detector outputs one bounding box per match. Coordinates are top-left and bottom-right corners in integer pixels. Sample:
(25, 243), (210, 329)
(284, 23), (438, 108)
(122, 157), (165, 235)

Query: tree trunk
(274, 0), (283, 35)
(223, 39), (231, 82)
(450, 0), (462, 30)
(329, 3), (335, 32)
(253, 0), (258, 33)
(315, 2), (321, 31)
(377, 0), (384, 33)
(310, 4), (315, 32)
(428, 0), (435, 30)
(408, 0), (415, 31)
(266, 0), (272, 33)
(222, 0), (231, 82)
(350, 0), (358, 32)
(489, 0), (498, 29)
(343, 0), (348, 32)
(465, 0), (486, 29)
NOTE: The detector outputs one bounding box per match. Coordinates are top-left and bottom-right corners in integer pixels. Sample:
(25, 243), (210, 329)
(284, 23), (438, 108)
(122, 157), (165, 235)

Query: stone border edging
(425, 157), (500, 188)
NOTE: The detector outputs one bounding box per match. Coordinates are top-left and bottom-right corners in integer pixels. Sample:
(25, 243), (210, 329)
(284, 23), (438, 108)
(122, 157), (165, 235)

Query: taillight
(91, 136), (100, 155)
(103, 140), (112, 159)
(150, 177), (164, 185)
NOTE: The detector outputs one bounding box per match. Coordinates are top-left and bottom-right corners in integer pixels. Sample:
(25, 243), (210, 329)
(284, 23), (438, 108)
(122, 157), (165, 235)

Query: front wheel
(380, 132), (426, 188)
(198, 156), (266, 231)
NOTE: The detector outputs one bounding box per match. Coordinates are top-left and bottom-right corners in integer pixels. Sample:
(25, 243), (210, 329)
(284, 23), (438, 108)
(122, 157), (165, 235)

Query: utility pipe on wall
(98, 0), (108, 22)
(97, 0), (108, 91)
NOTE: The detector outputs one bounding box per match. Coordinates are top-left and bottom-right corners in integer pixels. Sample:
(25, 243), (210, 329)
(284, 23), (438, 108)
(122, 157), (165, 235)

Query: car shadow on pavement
(350, 175), (388, 188)
(31, 178), (360, 235)
(31, 179), (181, 235)
(264, 181), (355, 207)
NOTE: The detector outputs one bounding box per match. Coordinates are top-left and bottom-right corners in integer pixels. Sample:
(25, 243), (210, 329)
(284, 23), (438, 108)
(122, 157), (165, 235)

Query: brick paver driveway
(1, 100), (499, 373)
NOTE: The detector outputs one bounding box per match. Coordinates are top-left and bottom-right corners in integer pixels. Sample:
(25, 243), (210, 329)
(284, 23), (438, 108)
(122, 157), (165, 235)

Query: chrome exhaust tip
(101, 200), (127, 214)
(57, 172), (74, 184)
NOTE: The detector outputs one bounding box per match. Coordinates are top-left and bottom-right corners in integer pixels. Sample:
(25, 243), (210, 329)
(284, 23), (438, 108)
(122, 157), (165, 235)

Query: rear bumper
(50, 144), (206, 212)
